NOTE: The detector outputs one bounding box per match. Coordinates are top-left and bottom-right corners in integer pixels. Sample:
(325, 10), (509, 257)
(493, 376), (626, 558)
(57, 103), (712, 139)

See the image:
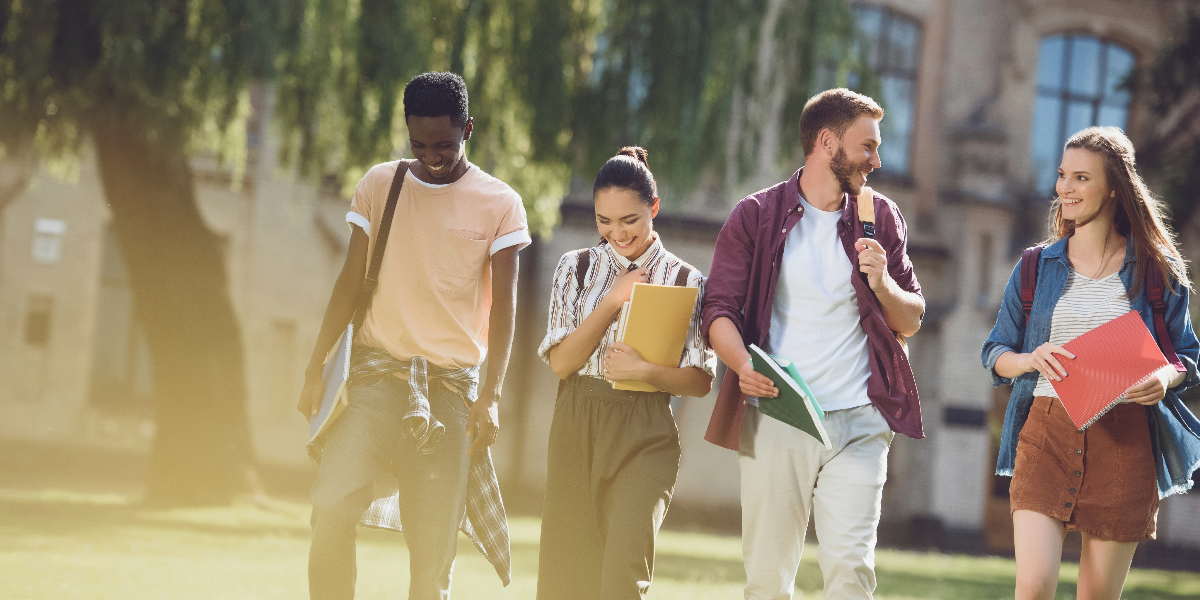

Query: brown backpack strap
(558, 248), (593, 398)
(574, 248), (592, 292)
(351, 160), (409, 331)
(673, 261), (695, 287)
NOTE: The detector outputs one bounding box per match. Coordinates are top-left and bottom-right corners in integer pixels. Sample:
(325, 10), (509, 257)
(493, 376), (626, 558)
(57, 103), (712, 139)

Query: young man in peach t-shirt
(298, 72), (528, 599)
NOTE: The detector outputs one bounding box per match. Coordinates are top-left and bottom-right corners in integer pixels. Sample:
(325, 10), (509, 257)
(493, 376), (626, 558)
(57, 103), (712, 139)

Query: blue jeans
(309, 374), (471, 600)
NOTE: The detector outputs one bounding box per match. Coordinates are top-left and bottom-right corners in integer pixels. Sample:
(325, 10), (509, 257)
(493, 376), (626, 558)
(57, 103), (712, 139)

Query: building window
(32, 218), (66, 264)
(1030, 35), (1135, 191)
(851, 4), (921, 176)
(24, 295), (53, 346)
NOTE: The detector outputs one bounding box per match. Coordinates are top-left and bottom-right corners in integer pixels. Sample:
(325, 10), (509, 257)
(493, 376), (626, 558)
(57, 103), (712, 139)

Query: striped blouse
(1032, 268), (1132, 398)
(537, 235), (716, 381)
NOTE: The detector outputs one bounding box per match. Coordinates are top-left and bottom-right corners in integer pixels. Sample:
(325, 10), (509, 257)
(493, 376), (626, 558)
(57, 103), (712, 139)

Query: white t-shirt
(761, 195), (872, 411)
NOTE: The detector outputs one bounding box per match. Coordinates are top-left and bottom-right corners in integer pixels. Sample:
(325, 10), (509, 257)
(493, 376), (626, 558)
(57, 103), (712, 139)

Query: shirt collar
(604, 233), (663, 271)
(1042, 234), (1137, 267)
(795, 166), (852, 220)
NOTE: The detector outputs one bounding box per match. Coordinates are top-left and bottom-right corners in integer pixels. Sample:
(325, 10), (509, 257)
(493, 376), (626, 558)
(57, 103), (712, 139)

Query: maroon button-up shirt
(700, 168), (924, 450)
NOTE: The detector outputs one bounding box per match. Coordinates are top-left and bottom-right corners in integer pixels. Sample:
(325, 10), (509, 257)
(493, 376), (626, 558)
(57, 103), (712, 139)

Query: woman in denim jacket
(982, 127), (1200, 600)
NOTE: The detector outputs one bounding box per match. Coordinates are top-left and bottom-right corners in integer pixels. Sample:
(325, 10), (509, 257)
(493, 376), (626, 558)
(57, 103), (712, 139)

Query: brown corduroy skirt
(1010, 396), (1158, 542)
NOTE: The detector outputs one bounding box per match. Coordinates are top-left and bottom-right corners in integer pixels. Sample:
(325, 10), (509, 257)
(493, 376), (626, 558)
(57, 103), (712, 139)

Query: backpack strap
(352, 160), (409, 332)
(673, 261), (694, 287)
(1145, 262), (1185, 372)
(574, 248), (592, 291)
(558, 248), (593, 397)
(1019, 246), (1042, 327)
(857, 186), (875, 238)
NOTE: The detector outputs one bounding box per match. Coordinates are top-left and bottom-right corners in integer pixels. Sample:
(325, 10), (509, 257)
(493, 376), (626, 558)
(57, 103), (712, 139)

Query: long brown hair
(1047, 126), (1190, 297)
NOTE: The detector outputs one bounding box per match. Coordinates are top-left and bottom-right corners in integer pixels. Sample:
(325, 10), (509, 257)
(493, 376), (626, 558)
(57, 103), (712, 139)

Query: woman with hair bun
(536, 146), (716, 599)
(983, 126), (1200, 600)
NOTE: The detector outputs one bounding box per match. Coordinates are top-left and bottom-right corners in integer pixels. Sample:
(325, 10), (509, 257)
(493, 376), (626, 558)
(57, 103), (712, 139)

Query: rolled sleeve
(493, 196), (531, 255)
(491, 229), (532, 255)
(538, 253), (579, 366)
(985, 345), (1016, 387)
(346, 211), (371, 235)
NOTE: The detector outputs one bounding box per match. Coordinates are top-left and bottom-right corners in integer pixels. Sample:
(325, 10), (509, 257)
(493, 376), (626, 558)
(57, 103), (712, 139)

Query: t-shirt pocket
(435, 229), (489, 295)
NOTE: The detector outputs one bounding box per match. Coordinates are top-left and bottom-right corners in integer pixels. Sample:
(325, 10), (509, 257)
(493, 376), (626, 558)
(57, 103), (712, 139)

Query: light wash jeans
(738, 403), (893, 600)
(308, 374), (471, 600)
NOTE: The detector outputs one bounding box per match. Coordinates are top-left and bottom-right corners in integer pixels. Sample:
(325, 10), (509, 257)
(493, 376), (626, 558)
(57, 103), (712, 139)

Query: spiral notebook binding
(1073, 370), (1158, 430)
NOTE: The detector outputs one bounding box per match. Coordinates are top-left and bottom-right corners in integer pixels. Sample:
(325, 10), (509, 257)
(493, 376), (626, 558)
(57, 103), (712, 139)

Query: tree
(1136, 8), (1200, 259)
(0, 0), (858, 505)
(277, 0), (860, 217)
(0, 0), (274, 504)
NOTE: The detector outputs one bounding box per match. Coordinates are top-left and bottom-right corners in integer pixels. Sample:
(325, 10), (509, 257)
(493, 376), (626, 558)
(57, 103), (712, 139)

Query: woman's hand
(603, 267), (649, 310)
(603, 342), (650, 382)
(1122, 368), (1174, 406)
(1017, 343), (1075, 382)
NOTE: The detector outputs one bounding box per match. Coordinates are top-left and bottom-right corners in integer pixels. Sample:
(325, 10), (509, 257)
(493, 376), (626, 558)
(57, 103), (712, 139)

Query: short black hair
(403, 72), (469, 128)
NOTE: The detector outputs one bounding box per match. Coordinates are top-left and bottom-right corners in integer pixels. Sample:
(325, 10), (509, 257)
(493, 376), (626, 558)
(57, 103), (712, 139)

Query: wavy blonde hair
(1047, 126), (1190, 297)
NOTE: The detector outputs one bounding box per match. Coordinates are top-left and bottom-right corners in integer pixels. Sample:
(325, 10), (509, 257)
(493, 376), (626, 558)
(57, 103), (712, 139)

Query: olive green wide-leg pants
(536, 375), (681, 600)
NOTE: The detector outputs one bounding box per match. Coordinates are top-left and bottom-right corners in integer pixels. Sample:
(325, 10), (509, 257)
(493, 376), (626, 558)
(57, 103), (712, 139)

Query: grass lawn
(1, 489), (1198, 599)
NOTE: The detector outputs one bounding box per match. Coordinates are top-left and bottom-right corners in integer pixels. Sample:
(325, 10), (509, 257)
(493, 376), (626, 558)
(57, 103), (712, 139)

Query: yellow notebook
(611, 283), (700, 392)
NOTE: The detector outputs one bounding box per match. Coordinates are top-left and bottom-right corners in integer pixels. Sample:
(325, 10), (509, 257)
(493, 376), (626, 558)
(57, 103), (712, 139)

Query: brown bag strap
(673, 262), (694, 287)
(574, 248), (592, 292)
(352, 160), (409, 331)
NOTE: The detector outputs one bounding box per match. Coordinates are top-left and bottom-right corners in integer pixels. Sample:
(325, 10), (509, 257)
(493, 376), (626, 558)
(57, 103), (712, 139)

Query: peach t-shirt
(346, 160), (530, 369)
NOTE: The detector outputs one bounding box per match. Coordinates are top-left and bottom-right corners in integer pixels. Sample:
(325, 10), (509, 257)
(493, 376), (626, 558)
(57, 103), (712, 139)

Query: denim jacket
(982, 236), (1200, 498)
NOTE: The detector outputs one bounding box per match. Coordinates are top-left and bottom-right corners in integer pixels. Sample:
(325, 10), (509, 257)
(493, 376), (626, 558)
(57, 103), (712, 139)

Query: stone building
(2, 0), (1198, 560)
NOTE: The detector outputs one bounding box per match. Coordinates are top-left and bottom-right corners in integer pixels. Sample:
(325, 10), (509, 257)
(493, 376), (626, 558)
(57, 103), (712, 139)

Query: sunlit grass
(1, 489), (1197, 599)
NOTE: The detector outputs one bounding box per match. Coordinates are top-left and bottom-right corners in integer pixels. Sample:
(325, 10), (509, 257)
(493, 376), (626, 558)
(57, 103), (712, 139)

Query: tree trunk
(90, 118), (252, 506)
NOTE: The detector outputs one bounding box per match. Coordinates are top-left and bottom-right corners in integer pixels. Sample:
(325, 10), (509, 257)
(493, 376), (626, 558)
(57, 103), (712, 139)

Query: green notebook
(748, 344), (831, 450)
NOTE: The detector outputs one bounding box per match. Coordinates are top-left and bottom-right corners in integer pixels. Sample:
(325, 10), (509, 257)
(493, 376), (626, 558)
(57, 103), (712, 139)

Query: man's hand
(855, 238), (892, 292)
(736, 357), (778, 399)
(298, 365), (325, 421)
(467, 393), (500, 456)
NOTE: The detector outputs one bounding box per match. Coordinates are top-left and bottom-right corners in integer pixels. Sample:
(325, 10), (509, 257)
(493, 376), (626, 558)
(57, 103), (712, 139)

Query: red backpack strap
(1145, 262), (1185, 372)
(1019, 246), (1042, 327)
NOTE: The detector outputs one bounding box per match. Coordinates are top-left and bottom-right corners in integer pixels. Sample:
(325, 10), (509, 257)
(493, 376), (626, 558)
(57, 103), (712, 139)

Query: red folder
(1049, 310), (1169, 429)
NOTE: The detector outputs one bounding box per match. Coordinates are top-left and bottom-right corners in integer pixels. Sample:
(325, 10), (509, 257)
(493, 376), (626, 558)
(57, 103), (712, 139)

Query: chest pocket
(435, 229), (489, 295)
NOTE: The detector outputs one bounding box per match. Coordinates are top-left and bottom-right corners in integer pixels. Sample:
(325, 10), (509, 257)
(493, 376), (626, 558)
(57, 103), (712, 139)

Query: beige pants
(536, 375), (680, 600)
(739, 403), (894, 600)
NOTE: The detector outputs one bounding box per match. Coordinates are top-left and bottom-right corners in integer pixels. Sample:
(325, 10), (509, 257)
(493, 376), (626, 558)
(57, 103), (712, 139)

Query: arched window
(1029, 35), (1135, 191)
(852, 4), (921, 176)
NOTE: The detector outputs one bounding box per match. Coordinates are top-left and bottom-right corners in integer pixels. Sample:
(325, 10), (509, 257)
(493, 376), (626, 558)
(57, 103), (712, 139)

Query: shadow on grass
(0, 496), (311, 540)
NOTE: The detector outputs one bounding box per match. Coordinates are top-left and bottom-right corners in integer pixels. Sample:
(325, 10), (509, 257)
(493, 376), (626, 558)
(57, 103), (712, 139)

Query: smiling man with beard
(701, 89), (926, 600)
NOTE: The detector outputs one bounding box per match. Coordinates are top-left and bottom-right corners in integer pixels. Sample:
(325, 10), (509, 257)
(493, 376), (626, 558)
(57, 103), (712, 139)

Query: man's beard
(830, 146), (865, 196)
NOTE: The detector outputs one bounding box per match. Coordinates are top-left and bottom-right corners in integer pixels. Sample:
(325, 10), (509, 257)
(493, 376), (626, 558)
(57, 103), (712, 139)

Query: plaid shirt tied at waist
(308, 344), (512, 586)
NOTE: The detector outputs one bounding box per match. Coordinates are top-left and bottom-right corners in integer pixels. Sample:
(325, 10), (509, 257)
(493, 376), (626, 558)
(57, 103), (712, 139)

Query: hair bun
(617, 146), (649, 167)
